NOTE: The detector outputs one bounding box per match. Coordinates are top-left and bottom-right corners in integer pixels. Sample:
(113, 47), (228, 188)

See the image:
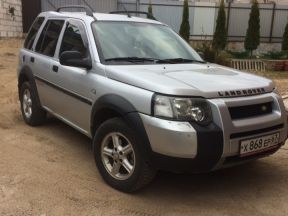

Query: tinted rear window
(24, 17), (45, 50)
(35, 20), (64, 57)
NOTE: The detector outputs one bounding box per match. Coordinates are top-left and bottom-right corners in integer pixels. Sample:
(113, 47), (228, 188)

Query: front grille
(229, 102), (273, 120)
(230, 124), (283, 139)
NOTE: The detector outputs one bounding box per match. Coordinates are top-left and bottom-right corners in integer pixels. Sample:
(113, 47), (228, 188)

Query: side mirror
(59, 51), (92, 70)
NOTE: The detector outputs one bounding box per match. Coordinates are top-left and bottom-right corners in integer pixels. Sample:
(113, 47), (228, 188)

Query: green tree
(147, 1), (154, 19)
(179, 0), (190, 42)
(282, 22), (288, 51)
(212, 0), (227, 51)
(244, 0), (260, 56)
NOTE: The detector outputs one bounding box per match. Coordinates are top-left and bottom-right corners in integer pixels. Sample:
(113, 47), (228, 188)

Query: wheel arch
(91, 94), (137, 136)
(90, 94), (152, 158)
(18, 65), (42, 107)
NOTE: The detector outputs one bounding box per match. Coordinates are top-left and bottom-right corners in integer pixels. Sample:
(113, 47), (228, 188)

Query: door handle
(30, 57), (35, 63)
(52, 65), (58, 73)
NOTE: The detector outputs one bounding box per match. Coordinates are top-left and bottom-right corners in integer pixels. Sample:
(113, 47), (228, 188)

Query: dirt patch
(249, 70), (288, 95)
(0, 39), (288, 216)
(274, 79), (288, 95)
(3, 52), (16, 56)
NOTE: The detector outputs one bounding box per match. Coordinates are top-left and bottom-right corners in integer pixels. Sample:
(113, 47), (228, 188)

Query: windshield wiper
(105, 57), (206, 64)
(105, 57), (159, 63)
(156, 58), (206, 64)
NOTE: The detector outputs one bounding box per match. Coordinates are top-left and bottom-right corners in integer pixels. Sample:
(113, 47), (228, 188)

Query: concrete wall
(227, 42), (282, 54)
(0, 0), (23, 37)
(191, 40), (282, 54)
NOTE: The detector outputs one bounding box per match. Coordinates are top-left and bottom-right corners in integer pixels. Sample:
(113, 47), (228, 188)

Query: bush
(282, 22), (288, 51)
(227, 50), (249, 59)
(196, 42), (216, 62)
(212, 0), (227, 51)
(147, 1), (154, 19)
(215, 51), (233, 66)
(179, 0), (190, 42)
(244, 0), (260, 56)
(196, 43), (232, 66)
(261, 51), (288, 60)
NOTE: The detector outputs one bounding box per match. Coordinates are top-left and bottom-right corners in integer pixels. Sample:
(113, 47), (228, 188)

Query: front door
(49, 19), (95, 133)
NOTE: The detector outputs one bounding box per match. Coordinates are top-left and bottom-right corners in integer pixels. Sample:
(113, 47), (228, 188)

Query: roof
(38, 11), (163, 25)
(93, 13), (161, 24)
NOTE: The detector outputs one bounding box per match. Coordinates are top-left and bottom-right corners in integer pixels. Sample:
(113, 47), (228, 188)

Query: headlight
(153, 94), (212, 125)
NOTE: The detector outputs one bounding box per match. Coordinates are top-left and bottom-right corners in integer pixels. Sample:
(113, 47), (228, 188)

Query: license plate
(240, 133), (280, 157)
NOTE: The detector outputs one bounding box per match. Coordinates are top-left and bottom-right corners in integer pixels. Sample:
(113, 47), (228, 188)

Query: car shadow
(136, 160), (286, 202)
(39, 116), (287, 202)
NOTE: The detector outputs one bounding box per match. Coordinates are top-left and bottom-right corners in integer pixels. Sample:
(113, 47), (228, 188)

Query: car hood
(105, 63), (274, 98)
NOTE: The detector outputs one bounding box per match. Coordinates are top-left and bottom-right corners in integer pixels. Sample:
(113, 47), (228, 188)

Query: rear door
(19, 16), (45, 75)
(33, 19), (65, 111)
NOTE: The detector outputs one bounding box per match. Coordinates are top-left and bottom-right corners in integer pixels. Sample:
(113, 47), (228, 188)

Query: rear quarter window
(24, 17), (45, 50)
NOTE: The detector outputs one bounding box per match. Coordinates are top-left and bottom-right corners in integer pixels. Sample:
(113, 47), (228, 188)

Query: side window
(60, 22), (86, 57)
(24, 17), (45, 50)
(35, 20), (64, 57)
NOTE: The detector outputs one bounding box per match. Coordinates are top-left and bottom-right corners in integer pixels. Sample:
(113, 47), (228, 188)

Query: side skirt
(42, 106), (92, 139)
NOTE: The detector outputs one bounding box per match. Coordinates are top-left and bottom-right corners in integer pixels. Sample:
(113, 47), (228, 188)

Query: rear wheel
(93, 118), (156, 192)
(20, 82), (46, 126)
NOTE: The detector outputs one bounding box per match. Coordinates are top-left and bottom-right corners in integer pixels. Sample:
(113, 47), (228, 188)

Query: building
(23, 0), (117, 32)
(0, 0), (118, 37)
(0, 0), (23, 37)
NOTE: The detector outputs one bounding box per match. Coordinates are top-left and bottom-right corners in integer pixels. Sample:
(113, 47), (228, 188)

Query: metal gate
(41, 0), (117, 13)
(22, 0), (41, 33)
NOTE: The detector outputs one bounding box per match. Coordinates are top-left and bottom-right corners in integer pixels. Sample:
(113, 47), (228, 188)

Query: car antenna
(118, 0), (131, 18)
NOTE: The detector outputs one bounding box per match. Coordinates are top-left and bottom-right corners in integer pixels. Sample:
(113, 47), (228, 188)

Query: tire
(93, 117), (156, 192)
(20, 81), (46, 126)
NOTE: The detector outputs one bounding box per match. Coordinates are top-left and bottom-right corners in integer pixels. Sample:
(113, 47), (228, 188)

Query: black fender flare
(91, 94), (152, 159)
(18, 65), (42, 106)
(91, 94), (137, 121)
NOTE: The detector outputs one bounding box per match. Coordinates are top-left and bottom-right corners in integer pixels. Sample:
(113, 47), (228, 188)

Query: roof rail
(110, 11), (157, 21)
(56, 5), (94, 17)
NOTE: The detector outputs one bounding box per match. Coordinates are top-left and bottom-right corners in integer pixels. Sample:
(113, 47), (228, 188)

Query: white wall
(192, 2), (217, 40)
(0, 0), (23, 37)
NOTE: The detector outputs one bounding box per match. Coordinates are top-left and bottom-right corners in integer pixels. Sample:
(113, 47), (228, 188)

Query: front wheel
(93, 118), (156, 192)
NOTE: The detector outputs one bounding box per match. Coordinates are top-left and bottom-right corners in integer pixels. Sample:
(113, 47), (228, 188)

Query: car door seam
(34, 75), (93, 106)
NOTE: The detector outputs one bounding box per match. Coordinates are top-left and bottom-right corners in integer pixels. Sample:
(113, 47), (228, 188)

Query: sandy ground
(0, 39), (288, 216)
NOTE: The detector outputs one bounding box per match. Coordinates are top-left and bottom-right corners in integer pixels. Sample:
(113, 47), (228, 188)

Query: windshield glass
(92, 21), (203, 64)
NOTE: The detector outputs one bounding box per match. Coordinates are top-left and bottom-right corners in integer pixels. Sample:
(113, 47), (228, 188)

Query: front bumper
(140, 92), (287, 173)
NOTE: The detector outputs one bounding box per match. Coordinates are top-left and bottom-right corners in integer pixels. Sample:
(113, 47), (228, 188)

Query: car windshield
(92, 21), (204, 64)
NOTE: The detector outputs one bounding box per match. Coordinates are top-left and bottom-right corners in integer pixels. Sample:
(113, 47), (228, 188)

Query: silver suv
(18, 6), (287, 192)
